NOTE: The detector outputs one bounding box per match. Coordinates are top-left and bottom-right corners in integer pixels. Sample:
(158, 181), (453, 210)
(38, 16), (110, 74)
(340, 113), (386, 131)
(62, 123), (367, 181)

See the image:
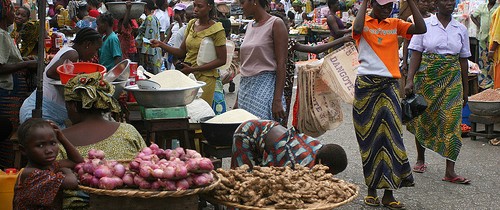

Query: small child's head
(371, 0), (395, 20)
(315, 144), (348, 175)
(96, 13), (114, 34)
(18, 118), (59, 168)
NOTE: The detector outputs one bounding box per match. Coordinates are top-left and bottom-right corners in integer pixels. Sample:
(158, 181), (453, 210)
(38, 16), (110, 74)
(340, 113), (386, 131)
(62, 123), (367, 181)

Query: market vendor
(291, 0), (307, 27)
(231, 120), (348, 175)
(20, 27), (103, 128)
(11, 6), (40, 58)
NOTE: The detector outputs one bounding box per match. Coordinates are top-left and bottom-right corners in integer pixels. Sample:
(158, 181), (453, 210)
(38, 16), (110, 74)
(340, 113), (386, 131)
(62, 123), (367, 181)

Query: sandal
(442, 176), (471, 184)
(489, 138), (500, 146)
(363, 196), (380, 207)
(383, 201), (406, 210)
(412, 163), (427, 173)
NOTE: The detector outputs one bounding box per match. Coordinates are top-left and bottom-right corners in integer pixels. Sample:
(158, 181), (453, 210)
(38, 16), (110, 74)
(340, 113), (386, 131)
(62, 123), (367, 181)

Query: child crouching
(13, 118), (84, 209)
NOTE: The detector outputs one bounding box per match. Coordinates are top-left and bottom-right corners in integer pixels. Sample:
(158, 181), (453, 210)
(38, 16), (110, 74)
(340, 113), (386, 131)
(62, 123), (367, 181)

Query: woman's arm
(459, 57), (469, 107)
(327, 15), (351, 37)
(50, 122), (84, 169)
(150, 39), (187, 58)
(404, 50), (422, 95)
(294, 35), (353, 54)
(406, 0), (427, 34)
(45, 50), (80, 80)
(352, 0), (368, 35)
(272, 18), (288, 120)
(0, 60), (37, 75)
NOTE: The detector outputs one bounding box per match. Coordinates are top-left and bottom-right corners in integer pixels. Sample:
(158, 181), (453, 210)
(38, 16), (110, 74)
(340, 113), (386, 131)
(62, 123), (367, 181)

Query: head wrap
(64, 72), (121, 113)
(292, 0), (303, 7)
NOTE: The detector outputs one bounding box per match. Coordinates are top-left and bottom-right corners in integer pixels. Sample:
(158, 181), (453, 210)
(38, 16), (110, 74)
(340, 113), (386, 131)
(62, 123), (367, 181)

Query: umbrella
(32, 0), (47, 118)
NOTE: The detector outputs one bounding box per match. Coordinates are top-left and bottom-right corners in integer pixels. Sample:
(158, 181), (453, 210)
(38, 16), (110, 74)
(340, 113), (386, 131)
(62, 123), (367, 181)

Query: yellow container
(0, 169), (19, 210)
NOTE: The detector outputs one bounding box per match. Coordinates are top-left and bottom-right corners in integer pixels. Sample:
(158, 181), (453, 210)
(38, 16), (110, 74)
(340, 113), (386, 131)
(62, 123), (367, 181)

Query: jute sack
(319, 42), (359, 104)
(297, 60), (343, 137)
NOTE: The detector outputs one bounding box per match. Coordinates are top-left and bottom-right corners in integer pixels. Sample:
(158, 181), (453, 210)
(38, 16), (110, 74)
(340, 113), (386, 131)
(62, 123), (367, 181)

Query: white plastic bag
(63, 59), (74, 74)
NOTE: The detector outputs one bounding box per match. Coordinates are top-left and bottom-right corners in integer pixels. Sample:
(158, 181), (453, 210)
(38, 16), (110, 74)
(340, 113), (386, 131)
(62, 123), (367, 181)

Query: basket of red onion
(75, 144), (220, 198)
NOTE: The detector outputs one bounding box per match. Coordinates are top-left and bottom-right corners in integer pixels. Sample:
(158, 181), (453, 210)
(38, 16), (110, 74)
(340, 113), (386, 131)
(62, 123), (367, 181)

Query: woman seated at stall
(58, 72), (146, 208)
(20, 27), (103, 128)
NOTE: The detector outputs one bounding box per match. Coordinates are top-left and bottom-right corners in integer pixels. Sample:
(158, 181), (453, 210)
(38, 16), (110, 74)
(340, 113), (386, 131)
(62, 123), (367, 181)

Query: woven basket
(79, 171), (220, 198)
(203, 185), (359, 210)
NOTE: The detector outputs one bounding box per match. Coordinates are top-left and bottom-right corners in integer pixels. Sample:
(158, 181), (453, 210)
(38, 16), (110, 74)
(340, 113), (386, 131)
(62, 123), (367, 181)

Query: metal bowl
(125, 81), (206, 108)
(50, 80), (128, 100)
(468, 100), (500, 116)
(106, 2), (146, 19)
(104, 59), (130, 82)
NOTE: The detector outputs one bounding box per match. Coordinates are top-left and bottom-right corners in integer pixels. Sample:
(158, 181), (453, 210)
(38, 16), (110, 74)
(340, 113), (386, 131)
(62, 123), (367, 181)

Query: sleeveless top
(329, 15), (345, 38)
(43, 46), (77, 107)
(240, 16), (279, 77)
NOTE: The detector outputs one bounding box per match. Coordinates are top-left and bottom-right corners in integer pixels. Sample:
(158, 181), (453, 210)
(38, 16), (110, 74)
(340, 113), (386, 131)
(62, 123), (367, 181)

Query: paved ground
(217, 75), (500, 210)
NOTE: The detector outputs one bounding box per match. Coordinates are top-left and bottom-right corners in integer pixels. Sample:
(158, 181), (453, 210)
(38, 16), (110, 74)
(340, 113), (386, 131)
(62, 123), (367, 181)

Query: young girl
(97, 13), (123, 70)
(352, 0), (426, 209)
(13, 118), (84, 209)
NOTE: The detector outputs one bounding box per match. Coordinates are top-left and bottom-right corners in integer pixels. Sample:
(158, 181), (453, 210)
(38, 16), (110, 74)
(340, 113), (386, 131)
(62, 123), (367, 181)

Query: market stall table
(468, 114), (500, 140)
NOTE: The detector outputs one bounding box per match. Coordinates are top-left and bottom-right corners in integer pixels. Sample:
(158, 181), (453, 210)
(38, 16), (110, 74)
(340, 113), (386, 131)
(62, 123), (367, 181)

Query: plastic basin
(57, 62), (106, 84)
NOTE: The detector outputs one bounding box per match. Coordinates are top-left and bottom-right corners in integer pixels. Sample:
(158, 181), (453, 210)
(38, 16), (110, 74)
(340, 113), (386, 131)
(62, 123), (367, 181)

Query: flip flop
(383, 201), (406, 210)
(489, 138), (500, 146)
(412, 163), (427, 173)
(442, 176), (471, 184)
(363, 196), (380, 207)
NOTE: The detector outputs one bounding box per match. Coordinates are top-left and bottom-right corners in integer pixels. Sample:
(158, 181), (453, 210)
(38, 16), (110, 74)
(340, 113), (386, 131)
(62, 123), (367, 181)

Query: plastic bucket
(57, 62), (106, 84)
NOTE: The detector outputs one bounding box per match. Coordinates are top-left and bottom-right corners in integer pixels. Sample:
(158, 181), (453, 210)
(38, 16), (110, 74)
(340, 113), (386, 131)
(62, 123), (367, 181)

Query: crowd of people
(0, 0), (494, 209)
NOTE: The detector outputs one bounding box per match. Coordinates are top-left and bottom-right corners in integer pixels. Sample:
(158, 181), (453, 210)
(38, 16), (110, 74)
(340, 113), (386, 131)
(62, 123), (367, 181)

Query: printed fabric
(136, 14), (162, 74)
(13, 162), (65, 210)
(353, 75), (414, 189)
(231, 120), (322, 169)
(406, 53), (463, 161)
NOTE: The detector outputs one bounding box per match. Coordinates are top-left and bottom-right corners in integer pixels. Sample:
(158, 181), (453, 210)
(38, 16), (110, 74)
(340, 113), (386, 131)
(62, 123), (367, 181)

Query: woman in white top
(20, 28), (103, 128)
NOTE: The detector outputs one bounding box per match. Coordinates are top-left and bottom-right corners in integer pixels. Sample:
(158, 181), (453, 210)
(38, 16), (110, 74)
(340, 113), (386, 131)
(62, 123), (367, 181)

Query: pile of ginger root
(213, 164), (357, 209)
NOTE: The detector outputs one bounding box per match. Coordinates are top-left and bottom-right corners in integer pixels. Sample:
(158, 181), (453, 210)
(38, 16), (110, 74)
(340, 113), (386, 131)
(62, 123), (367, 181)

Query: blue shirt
(99, 32), (122, 70)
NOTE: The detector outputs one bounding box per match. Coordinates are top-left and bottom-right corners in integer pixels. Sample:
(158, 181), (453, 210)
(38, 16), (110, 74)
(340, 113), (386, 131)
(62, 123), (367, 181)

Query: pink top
(240, 16), (279, 77)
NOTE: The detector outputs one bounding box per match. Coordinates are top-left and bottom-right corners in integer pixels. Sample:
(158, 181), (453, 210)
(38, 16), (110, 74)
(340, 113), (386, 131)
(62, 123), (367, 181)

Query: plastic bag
(63, 59), (74, 74)
(401, 93), (428, 123)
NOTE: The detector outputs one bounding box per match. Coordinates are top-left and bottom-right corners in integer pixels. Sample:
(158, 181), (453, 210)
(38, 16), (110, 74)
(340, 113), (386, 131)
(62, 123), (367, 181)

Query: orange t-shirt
(353, 16), (412, 79)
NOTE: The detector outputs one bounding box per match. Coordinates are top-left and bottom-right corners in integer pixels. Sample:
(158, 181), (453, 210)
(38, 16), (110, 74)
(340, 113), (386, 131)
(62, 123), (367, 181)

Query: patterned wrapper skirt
(238, 71), (285, 122)
(353, 75), (414, 190)
(406, 53), (463, 162)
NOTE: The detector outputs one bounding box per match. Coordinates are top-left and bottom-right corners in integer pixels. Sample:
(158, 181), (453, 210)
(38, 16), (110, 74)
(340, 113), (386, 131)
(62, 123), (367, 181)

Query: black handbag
(401, 93), (428, 123)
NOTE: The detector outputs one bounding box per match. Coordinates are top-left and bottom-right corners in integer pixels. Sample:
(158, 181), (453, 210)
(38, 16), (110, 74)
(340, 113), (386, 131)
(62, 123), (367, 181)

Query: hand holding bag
(401, 93), (428, 123)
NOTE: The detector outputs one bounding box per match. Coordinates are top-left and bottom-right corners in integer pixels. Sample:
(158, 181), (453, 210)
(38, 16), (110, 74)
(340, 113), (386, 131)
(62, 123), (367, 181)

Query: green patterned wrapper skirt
(353, 75), (414, 190)
(406, 53), (463, 162)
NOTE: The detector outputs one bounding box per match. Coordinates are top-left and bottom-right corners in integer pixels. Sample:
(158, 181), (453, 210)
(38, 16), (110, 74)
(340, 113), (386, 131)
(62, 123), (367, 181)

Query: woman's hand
(404, 80), (414, 96)
(150, 39), (163, 48)
(180, 63), (195, 74)
(272, 99), (286, 122)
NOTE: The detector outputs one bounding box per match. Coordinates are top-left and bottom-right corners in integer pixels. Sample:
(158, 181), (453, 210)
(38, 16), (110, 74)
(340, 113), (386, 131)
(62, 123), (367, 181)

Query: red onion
(164, 149), (174, 160)
(142, 147), (153, 156)
(77, 168), (85, 177)
(95, 150), (105, 159)
(185, 175), (194, 186)
(122, 173), (135, 187)
(162, 166), (175, 180)
(185, 149), (202, 159)
(80, 173), (93, 186)
(113, 164), (126, 178)
(152, 169), (164, 178)
(94, 165), (113, 178)
(111, 176), (124, 188)
(164, 180), (177, 191)
(88, 149), (98, 159)
(174, 165), (188, 179)
(90, 177), (100, 188)
(192, 174), (209, 186)
(150, 143), (160, 151)
(74, 163), (84, 172)
(198, 158), (214, 171)
(185, 158), (200, 172)
(82, 163), (94, 174)
(99, 177), (116, 190)
(176, 179), (190, 190)
(151, 181), (162, 190)
(91, 159), (102, 168)
(129, 160), (140, 172)
(134, 175), (146, 186)
(139, 180), (151, 189)
(139, 166), (151, 178)
(175, 147), (186, 160)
